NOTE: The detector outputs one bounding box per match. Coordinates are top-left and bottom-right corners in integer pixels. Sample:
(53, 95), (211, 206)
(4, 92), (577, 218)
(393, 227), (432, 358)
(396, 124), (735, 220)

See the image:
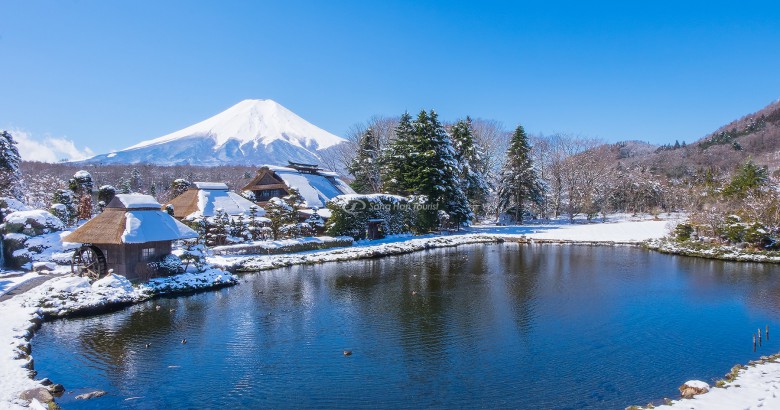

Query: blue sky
(2, 1), (780, 160)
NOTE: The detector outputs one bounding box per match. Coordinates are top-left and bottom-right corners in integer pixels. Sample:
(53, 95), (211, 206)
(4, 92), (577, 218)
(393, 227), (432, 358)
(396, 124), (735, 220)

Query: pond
(32, 244), (780, 409)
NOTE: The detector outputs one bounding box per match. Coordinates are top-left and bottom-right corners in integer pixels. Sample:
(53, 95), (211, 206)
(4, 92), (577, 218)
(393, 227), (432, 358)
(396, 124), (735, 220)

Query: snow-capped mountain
(80, 99), (345, 166)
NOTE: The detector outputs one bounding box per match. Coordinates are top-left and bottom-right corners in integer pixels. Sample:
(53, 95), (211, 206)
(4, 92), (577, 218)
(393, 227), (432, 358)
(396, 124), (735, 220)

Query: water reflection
(32, 245), (780, 409)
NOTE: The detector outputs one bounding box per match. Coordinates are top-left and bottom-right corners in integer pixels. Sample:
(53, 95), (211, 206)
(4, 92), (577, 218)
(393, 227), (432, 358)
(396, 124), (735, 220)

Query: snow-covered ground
(472, 219), (675, 243)
(654, 361), (780, 409)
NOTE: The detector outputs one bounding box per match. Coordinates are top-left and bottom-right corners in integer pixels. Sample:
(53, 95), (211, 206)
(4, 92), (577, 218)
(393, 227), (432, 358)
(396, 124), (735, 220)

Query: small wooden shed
(63, 194), (198, 282)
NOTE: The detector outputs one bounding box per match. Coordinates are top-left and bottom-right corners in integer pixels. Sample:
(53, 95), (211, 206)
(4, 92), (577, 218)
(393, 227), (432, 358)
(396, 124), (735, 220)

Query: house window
(258, 189), (285, 200)
(141, 248), (156, 261)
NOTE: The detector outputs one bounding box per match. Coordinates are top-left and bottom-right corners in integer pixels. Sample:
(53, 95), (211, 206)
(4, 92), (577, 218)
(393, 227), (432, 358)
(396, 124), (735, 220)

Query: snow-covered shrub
(0, 197), (31, 216)
(3, 209), (65, 235)
(326, 194), (414, 239)
(156, 253), (183, 276)
(51, 189), (77, 226)
(177, 243), (208, 272)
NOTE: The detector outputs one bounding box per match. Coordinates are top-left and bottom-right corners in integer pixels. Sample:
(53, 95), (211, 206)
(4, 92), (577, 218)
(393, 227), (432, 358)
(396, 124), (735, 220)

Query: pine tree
(381, 112), (415, 195)
(406, 110), (470, 229)
(98, 185), (116, 207)
(51, 189), (77, 226)
(0, 130), (23, 200)
(450, 117), (490, 217)
(497, 125), (542, 224)
(130, 168), (142, 192)
(247, 205), (261, 241)
(118, 178), (131, 194)
(69, 171), (94, 221)
(348, 128), (382, 193)
(266, 197), (296, 240)
(172, 179), (190, 198)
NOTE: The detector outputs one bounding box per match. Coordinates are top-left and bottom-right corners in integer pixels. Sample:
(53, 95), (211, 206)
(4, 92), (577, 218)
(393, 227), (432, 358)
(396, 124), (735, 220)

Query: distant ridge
(80, 99), (346, 166)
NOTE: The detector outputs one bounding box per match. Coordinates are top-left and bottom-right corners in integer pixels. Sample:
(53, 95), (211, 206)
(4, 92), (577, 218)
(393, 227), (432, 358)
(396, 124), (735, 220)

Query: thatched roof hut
(164, 182), (264, 220)
(63, 194), (197, 282)
(242, 163), (355, 218)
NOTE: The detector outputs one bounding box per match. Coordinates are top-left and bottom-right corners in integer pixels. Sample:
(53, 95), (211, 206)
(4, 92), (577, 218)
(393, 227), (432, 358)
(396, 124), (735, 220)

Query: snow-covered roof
(193, 182), (229, 190)
(268, 166), (356, 208)
(109, 194), (162, 210)
(166, 183), (265, 219)
(63, 206), (197, 245)
(191, 189), (262, 219)
(122, 210), (198, 243)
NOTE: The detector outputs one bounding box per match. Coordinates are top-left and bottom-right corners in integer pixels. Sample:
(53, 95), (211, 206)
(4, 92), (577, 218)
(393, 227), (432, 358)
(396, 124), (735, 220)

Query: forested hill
(605, 98), (780, 178)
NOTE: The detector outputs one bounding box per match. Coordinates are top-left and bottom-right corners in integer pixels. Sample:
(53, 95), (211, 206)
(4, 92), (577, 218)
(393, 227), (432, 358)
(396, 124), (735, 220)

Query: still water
(32, 244), (780, 409)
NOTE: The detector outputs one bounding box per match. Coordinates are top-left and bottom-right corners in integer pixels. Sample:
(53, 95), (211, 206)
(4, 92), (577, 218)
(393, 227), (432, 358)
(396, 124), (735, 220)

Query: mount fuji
(80, 99), (346, 166)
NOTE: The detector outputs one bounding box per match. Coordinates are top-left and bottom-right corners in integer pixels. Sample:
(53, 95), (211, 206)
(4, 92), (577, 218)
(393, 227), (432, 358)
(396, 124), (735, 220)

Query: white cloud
(11, 129), (95, 163)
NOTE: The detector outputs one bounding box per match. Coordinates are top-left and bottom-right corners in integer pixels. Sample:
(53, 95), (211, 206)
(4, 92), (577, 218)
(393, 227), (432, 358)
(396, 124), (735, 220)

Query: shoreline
(647, 239), (780, 264)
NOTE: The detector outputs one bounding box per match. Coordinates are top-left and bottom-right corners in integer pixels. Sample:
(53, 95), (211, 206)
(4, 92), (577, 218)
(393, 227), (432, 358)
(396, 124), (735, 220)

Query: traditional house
(164, 182), (266, 221)
(63, 194), (198, 282)
(242, 162), (356, 218)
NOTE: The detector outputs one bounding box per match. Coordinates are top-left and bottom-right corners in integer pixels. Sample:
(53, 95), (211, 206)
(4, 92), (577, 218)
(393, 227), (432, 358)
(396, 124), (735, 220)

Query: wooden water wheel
(71, 245), (108, 281)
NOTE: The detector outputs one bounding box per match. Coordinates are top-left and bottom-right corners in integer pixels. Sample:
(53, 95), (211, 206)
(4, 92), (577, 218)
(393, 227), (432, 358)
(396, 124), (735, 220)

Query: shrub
(674, 223), (694, 242)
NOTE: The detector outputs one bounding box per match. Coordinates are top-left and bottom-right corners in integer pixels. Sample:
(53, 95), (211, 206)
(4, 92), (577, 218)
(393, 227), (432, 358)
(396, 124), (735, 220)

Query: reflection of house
(242, 162), (355, 218)
(63, 194), (198, 282)
(164, 182), (265, 220)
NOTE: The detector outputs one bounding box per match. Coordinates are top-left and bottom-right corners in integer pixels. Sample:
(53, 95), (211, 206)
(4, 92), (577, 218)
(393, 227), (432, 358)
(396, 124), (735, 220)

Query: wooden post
(759, 328), (762, 347)
(767, 325), (770, 341)
(753, 333), (757, 352)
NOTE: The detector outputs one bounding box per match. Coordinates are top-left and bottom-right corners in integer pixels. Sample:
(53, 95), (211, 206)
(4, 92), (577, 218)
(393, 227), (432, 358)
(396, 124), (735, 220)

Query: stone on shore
(679, 380), (710, 398)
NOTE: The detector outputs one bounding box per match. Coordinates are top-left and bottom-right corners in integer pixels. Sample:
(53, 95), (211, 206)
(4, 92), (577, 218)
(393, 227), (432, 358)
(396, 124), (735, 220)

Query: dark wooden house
(242, 162), (355, 219)
(63, 194), (198, 282)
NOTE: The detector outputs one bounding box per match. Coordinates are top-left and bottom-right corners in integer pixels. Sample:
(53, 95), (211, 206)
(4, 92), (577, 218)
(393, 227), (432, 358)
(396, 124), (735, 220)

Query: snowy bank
(212, 234), (504, 272)
(211, 236), (353, 256)
(648, 353), (780, 409)
(0, 269), (237, 409)
(472, 219), (674, 244)
(649, 238), (780, 264)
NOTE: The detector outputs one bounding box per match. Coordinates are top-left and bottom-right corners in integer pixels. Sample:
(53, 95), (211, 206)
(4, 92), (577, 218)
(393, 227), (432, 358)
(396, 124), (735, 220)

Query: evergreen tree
(69, 171), (94, 221)
(51, 189), (77, 226)
(172, 179), (190, 198)
(210, 208), (230, 246)
(118, 178), (131, 194)
(497, 125), (543, 224)
(0, 130), (23, 200)
(406, 110), (470, 229)
(130, 168), (142, 191)
(723, 160), (769, 198)
(247, 205), (261, 240)
(265, 197), (296, 240)
(97, 185), (116, 208)
(450, 117), (490, 217)
(348, 128), (382, 193)
(381, 112), (415, 195)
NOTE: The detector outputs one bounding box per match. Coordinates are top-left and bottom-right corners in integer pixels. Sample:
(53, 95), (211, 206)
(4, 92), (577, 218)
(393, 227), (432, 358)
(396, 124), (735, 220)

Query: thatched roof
(164, 182), (263, 220)
(243, 165), (355, 208)
(63, 194), (198, 245)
